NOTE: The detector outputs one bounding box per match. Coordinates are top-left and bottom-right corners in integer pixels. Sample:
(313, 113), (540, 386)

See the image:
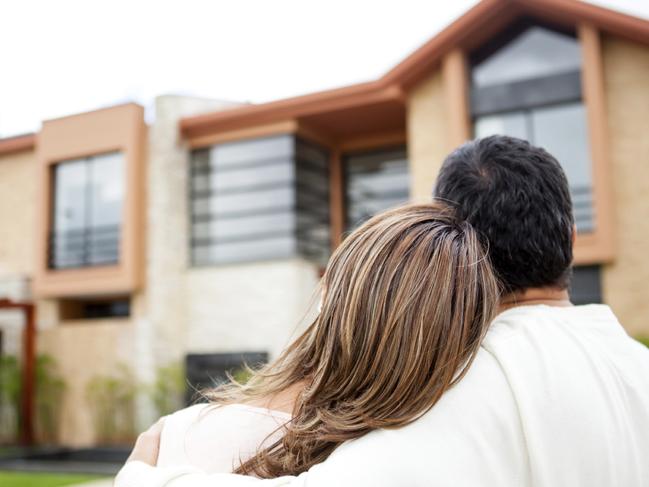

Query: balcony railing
(48, 225), (120, 269)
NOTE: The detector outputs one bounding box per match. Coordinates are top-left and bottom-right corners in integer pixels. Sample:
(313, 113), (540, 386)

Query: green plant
(0, 471), (106, 487)
(34, 354), (66, 444)
(231, 366), (254, 385)
(0, 355), (21, 444)
(150, 362), (185, 418)
(86, 364), (137, 444)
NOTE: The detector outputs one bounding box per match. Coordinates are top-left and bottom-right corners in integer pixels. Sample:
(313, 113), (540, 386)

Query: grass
(0, 471), (107, 487)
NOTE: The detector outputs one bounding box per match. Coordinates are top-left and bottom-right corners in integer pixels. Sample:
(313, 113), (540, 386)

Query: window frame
(33, 103), (146, 298)
(49, 151), (124, 270)
(342, 144), (410, 232)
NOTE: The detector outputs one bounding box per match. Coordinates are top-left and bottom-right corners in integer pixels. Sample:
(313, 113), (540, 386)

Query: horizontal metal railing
(48, 225), (120, 269)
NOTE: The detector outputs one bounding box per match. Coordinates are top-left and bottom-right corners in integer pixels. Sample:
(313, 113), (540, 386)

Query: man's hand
(127, 419), (165, 466)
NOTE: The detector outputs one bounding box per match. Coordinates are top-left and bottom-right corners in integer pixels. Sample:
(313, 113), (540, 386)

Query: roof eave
(0, 134), (37, 156)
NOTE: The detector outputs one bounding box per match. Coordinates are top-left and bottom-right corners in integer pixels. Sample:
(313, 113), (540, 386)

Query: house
(0, 0), (647, 446)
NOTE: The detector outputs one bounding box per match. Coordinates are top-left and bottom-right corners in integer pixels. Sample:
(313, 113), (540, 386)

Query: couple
(116, 136), (649, 486)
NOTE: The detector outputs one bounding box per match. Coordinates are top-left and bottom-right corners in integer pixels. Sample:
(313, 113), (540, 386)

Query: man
(116, 136), (649, 486)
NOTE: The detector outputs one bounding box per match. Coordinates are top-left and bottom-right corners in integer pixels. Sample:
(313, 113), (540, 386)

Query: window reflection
(345, 147), (409, 230)
(473, 27), (582, 87)
(190, 136), (330, 266)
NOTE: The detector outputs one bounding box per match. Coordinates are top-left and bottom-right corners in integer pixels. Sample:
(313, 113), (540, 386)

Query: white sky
(1, 0), (648, 137)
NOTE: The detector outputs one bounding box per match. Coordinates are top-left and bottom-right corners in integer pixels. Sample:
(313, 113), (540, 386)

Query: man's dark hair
(434, 135), (574, 294)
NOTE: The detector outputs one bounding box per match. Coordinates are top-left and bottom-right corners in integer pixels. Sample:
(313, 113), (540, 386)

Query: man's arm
(115, 462), (302, 487)
(114, 350), (520, 487)
(114, 419), (403, 487)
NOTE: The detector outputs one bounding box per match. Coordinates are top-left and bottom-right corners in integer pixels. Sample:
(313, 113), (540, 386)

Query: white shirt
(157, 403), (291, 473)
(116, 305), (649, 486)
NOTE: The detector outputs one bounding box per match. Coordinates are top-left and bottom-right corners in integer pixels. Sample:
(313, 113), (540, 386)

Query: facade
(0, 0), (648, 446)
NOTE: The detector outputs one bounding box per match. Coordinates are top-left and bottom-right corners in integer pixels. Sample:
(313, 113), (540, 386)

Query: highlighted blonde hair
(206, 202), (499, 477)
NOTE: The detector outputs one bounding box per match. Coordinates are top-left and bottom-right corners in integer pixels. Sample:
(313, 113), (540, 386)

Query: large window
(470, 24), (603, 304)
(344, 147), (409, 230)
(190, 135), (329, 266)
(50, 152), (124, 269)
(471, 25), (594, 233)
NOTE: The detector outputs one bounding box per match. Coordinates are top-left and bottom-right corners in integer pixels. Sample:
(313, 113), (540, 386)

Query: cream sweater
(116, 305), (649, 486)
(157, 403), (290, 473)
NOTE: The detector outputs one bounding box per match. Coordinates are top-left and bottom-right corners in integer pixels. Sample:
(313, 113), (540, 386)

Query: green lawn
(0, 471), (107, 487)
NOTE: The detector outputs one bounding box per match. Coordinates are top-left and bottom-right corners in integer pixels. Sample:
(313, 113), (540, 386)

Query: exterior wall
(185, 260), (320, 359)
(36, 313), (138, 446)
(33, 104), (147, 298)
(0, 150), (37, 278)
(0, 149), (37, 357)
(407, 70), (451, 202)
(601, 36), (649, 336)
(146, 95), (240, 368)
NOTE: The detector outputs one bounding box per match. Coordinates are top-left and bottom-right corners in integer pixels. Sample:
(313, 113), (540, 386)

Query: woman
(146, 203), (498, 478)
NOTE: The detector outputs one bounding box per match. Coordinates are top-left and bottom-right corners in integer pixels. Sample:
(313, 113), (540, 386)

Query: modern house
(0, 0), (648, 446)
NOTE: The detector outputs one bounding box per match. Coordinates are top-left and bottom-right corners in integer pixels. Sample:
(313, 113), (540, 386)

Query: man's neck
(499, 287), (572, 313)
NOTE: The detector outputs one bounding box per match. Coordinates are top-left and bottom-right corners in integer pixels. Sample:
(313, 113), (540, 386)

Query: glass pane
(473, 27), (581, 87)
(531, 103), (594, 232)
(89, 152), (124, 228)
(54, 159), (87, 233)
(193, 186), (294, 217)
(345, 147), (409, 229)
(192, 212), (295, 241)
(210, 135), (293, 168)
(193, 236), (296, 265)
(474, 112), (529, 140)
(296, 139), (330, 265)
(192, 160), (294, 194)
(52, 159), (88, 268)
(88, 153), (122, 265)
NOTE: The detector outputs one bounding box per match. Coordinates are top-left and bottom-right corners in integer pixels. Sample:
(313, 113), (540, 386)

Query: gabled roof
(180, 0), (649, 139)
(383, 0), (649, 89)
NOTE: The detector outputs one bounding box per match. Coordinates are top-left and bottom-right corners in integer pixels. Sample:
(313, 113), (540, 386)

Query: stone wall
(0, 149), (36, 277)
(601, 36), (649, 336)
(146, 96), (321, 372)
(406, 70), (451, 202)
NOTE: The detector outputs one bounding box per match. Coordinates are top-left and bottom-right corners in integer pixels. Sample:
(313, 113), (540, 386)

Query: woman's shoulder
(157, 403), (291, 473)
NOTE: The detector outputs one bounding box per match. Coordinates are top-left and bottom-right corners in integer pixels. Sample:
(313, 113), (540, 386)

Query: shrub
(86, 364), (136, 445)
(0, 356), (20, 444)
(150, 362), (185, 418)
(35, 354), (66, 444)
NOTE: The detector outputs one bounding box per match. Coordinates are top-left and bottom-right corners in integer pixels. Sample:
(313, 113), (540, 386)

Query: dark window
(470, 25), (595, 234)
(59, 297), (131, 320)
(190, 136), (329, 266)
(344, 146), (409, 230)
(50, 152), (124, 269)
(185, 352), (268, 404)
(570, 266), (602, 305)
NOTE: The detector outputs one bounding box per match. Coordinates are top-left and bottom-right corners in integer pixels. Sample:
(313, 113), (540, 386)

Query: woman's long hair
(204, 202), (499, 477)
